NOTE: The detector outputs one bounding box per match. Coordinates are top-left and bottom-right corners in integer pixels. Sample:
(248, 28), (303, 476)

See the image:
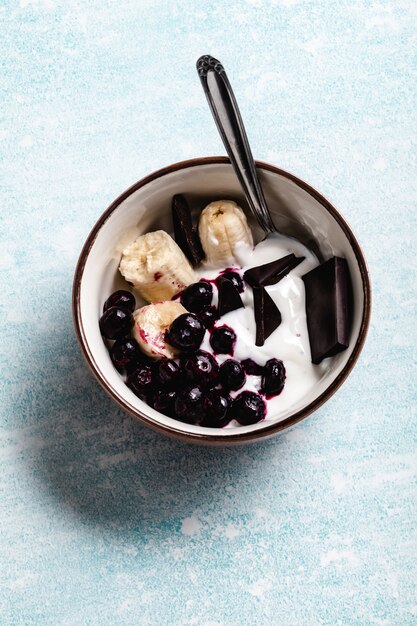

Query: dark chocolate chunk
(217, 277), (244, 317)
(253, 287), (281, 346)
(302, 257), (352, 364)
(172, 194), (204, 265)
(244, 253), (305, 287)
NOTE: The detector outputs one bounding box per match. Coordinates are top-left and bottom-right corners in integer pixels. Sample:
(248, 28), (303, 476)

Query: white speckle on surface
(187, 567), (199, 583)
(0, 248), (15, 270)
(6, 309), (27, 324)
(298, 36), (326, 54)
(181, 516), (202, 537)
(366, 11), (400, 33)
(321, 549), (361, 569)
(368, 465), (416, 488)
(115, 573), (133, 586)
(18, 135), (34, 148)
(116, 598), (135, 615)
(285, 428), (307, 443)
(387, 573), (399, 599)
(96, 451), (142, 468)
(247, 578), (273, 597)
(330, 473), (352, 494)
(223, 524), (240, 539)
(373, 158), (387, 171)
(8, 573), (37, 591)
(392, 332), (411, 347)
(169, 547), (186, 561)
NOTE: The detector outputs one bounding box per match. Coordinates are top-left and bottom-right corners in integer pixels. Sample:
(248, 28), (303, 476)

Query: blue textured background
(1, 1), (416, 624)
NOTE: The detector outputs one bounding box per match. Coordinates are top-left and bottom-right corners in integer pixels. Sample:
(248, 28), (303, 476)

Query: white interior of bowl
(78, 161), (366, 438)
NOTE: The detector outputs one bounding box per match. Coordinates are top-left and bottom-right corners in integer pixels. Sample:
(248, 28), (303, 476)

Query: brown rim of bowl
(72, 156), (371, 445)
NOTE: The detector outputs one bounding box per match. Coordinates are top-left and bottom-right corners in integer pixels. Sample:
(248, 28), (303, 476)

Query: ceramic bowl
(73, 157), (371, 444)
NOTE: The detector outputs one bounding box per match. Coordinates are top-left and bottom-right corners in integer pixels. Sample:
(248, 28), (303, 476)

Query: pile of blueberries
(99, 273), (286, 427)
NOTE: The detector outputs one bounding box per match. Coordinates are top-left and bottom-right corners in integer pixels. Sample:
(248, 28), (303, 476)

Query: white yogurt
(197, 233), (328, 425)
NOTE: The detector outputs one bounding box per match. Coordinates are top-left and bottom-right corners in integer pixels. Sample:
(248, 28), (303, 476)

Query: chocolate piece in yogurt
(253, 287), (281, 346)
(217, 276), (244, 317)
(172, 194), (204, 265)
(244, 253), (305, 287)
(302, 256), (352, 364)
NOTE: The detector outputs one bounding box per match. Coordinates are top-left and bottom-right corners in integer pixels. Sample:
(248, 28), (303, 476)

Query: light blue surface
(1, 1), (416, 624)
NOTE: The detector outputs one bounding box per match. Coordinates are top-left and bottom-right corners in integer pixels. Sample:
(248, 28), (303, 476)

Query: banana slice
(132, 301), (187, 359)
(198, 200), (253, 268)
(119, 230), (197, 303)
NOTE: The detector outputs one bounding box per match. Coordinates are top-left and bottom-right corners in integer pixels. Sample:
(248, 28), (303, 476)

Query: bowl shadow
(21, 301), (289, 531)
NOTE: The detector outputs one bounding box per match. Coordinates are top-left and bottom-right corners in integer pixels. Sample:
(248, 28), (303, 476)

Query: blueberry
(203, 389), (231, 427)
(156, 359), (181, 387)
(197, 305), (218, 329)
(125, 356), (151, 375)
(232, 391), (266, 425)
(219, 271), (244, 293)
(126, 364), (154, 399)
(241, 358), (264, 376)
(166, 313), (205, 352)
(261, 358), (286, 397)
(103, 290), (136, 313)
(183, 350), (219, 387)
(209, 325), (236, 355)
(149, 389), (177, 417)
(110, 337), (141, 372)
(219, 359), (246, 391)
(180, 281), (213, 312)
(174, 385), (204, 424)
(99, 307), (133, 339)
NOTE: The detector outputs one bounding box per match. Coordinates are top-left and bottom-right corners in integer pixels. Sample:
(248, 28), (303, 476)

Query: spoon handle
(197, 55), (276, 234)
